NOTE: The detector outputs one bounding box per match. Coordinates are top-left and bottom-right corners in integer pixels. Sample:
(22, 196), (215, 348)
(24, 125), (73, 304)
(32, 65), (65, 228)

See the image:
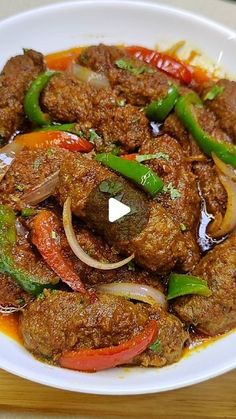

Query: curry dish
(0, 44), (235, 372)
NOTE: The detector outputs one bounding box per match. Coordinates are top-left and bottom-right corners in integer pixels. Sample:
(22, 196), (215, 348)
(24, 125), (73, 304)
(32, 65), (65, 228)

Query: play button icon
(85, 176), (150, 242)
(108, 198), (131, 222)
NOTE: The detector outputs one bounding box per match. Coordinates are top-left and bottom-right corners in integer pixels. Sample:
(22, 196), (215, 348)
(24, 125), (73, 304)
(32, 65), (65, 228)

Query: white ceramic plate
(0, 0), (236, 395)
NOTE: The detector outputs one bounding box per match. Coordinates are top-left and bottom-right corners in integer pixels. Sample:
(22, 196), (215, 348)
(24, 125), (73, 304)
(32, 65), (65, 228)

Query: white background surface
(0, 0), (235, 417)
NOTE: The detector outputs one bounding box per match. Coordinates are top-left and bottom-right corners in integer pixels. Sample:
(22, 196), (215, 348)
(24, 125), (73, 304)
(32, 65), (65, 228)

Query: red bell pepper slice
(59, 320), (158, 372)
(45, 47), (83, 71)
(15, 131), (93, 152)
(125, 45), (192, 84)
(31, 210), (87, 295)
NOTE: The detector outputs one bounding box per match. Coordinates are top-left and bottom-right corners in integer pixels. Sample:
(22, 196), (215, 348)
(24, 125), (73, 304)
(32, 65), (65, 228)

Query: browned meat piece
(163, 108), (227, 219)
(46, 214), (165, 289)
(194, 161), (226, 216)
(0, 147), (68, 210)
(140, 134), (200, 230)
(0, 49), (45, 140)
(0, 273), (32, 308)
(140, 134), (200, 269)
(202, 79), (236, 142)
(42, 73), (151, 152)
(173, 231), (236, 335)
(79, 44), (189, 106)
(57, 153), (191, 273)
(20, 290), (188, 367)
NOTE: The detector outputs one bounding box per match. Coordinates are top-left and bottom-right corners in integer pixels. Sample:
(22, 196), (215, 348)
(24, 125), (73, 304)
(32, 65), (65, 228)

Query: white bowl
(0, 0), (236, 395)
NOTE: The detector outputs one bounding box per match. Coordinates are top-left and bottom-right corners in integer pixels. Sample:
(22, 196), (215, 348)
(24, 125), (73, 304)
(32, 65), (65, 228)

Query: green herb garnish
(33, 157), (42, 171)
(51, 230), (60, 243)
(117, 98), (126, 107)
(127, 261), (136, 271)
(89, 129), (102, 144)
(21, 208), (37, 218)
(99, 180), (124, 196)
(203, 85), (225, 101)
(149, 339), (162, 354)
(180, 223), (188, 232)
(15, 185), (25, 192)
(136, 152), (170, 163)
(163, 182), (181, 200)
(46, 148), (54, 157)
(115, 59), (154, 76)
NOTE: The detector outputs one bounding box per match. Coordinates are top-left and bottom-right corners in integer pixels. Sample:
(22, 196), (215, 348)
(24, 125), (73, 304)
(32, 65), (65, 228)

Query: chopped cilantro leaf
(51, 230), (60, 243)
(115, 59), (154, 76)
(149, 339), (162, 354)
(203, 85), (225, 101)
(46, 148), (54, 156)
(110, 145), (121, 156)
(89, 129), (102, 144)
(163, 182), (181, 200)
(77, 130), (85, 137)
(127, 261), (136, 271)
(180, 223), (188, 232)
(33, 157), (42, 171)
(21, 208), (37, 217)
(17, 297), (26, 307)
(117, 98), (126, 107)
(136, 152), (170, 163)
(15, 184), (25, 192)
(99, 180), (123, 196)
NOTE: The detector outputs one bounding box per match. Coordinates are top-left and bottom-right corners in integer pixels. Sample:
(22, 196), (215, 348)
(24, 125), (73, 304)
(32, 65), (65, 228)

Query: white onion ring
(22, 170), (59, 205)
(63, 197), (134, 270)
(0, 141), (23, 183)
(212, 153), (236, 181)
(208, 154), (236, 237)
(69, 63), (110, 89)
(97, 282), (167, 308)
(0, 304), (27, 314)
(209, 173), (236, 238)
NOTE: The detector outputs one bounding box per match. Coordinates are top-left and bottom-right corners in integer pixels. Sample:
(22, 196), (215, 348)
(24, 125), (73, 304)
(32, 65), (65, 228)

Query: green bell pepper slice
(145, 85), (179, 122)
(167, 273), (212, 300)
(0, 205), (58, 295)
(175, 92), (236, 168)
(95, 153), (164, 197)
(24, 71), (56, 126)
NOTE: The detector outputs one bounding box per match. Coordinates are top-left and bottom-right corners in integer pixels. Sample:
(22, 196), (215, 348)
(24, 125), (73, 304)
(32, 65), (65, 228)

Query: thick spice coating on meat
(78, 44), (188, 106)
(45, 214), (164, 289)
(57, 154), (190, 273)
(0, 273), (32, 307)
(140, 134), (200, 270)
(42, 73), (151, 151)
(163, 108), (227, 218)
(0, 49), (45, 140)
(203, 79), (236, 142)
(0, 147), (68, 210)
(173, 231), (236, 336)
(20, 291), (188, 367)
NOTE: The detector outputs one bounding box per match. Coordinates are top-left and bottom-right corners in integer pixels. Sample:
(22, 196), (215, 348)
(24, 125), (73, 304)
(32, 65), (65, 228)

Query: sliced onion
(22, 170), (59, 205)
(209, 174), (236, 238)
(212, 153), (236, 181)
(0, 141), (24, 183)
(63, 197), (134, 270)
(0, 303), (27, 314)
(69, 63), (110, 89)
(97, 282), (167, 308)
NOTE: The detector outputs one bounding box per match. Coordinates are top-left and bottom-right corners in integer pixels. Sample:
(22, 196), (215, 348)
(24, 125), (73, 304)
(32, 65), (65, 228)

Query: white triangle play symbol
(108, 198), (131, 223)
